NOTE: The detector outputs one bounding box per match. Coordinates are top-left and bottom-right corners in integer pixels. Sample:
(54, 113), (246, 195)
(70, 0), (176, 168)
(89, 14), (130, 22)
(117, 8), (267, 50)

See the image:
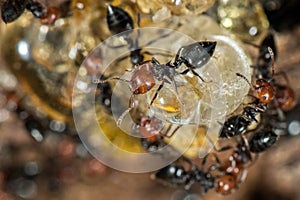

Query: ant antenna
(267, 46), (275, 78)
(236, 73), (253, 89)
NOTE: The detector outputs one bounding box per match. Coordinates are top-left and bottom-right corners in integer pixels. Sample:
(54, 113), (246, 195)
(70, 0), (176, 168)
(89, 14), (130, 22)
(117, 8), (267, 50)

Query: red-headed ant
(219, 47), (275, 138)
(246, 32), (296, 111)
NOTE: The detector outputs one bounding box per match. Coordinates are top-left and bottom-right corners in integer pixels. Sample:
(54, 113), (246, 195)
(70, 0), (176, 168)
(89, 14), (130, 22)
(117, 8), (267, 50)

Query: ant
(153, 156), (215, 193)
(246, 32), (296, 111)
(99, 40), (215, 126)
(209, 108), (284, 194)
(248, 106), (284, 153)
(219, 47), (276, 138)
(106, 4), (217, 76)
(1, 0), (27, 23)
(203, 136), (252, 195)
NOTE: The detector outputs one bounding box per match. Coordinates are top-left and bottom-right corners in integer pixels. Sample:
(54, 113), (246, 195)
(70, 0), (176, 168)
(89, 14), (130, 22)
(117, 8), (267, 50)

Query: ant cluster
(0, 0), (71, 25)
(151, 32), (296, 195)
(98, 4), (296, 196)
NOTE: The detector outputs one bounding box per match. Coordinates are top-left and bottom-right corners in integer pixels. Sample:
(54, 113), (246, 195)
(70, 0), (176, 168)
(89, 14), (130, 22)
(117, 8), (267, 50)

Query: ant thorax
(151, 62), (177, 82)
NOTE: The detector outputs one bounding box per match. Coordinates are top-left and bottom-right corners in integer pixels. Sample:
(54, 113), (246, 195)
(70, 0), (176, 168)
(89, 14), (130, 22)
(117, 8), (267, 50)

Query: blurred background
(0, 0), (300, 199)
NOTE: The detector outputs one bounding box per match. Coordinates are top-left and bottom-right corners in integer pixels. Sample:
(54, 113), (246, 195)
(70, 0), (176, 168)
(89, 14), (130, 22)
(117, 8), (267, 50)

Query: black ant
(153, 156), (215, 193)
(248, 106), (284, 153)
(106, 5), (217, 73)
(219, 47), (275, 138)
(246, 32), (277, 80)
(106, 4), (153, 66)
(1, 0), (27, 23)
(209, 109), (284, 194)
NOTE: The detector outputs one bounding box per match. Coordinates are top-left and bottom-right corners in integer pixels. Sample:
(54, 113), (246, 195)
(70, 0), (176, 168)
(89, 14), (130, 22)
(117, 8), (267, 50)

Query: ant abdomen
(249, 130), (279, 153)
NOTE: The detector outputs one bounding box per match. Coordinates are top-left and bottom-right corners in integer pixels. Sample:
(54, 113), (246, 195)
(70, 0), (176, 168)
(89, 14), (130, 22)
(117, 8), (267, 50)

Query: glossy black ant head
(242, 102), (266, 123)
(130, 49), (144, 65)
(175, 41), (217, 69)
(249, 129), (279, 153)
(219, 115), (250, 138)
(106, 4), (134, 35)
(1, 0), (26, 23)
(26, 0), (46, 18)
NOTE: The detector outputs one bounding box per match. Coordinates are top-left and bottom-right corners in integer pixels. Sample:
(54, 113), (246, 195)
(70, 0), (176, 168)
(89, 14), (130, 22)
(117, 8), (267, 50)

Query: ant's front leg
(149, 81), (164, 106)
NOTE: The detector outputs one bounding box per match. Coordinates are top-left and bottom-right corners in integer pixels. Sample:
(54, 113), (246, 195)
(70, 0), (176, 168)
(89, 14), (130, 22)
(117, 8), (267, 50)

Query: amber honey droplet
(217, 0), (269, 42)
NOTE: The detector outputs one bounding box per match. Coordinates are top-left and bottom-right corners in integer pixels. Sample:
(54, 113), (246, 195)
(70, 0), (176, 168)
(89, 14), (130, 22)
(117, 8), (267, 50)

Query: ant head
(1, 0), (26, 23)
(255, 79), (274, 104)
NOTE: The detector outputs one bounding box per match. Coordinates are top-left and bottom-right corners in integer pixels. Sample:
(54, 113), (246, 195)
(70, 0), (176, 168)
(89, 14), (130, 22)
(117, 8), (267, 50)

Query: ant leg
(93, 76), (130, 84)
(190, 68), (209, 82)
(238, 169), (248, 184)
(151, 57), (161, 65)
(267, 47), (275, 78)
(274, 71), (290, 85)
(143, 50), (173, 60)
(150, 81), (164, 106)
(206, 133), (233, 153)
(116, 94), (135, 126)
(143, 29), (177, 47)
(164, 125), (182, 138)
